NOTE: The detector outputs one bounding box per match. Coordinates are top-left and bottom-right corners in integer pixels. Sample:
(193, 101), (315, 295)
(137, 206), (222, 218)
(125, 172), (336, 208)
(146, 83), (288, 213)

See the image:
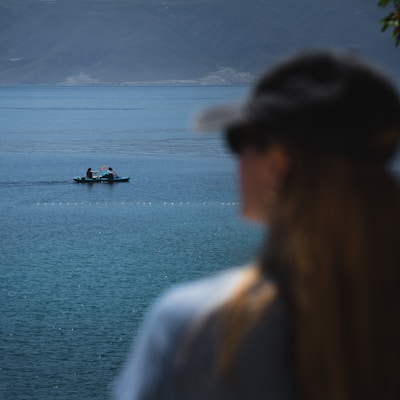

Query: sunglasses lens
(225, 127), (271, 155)
(225, 129), (245, 155)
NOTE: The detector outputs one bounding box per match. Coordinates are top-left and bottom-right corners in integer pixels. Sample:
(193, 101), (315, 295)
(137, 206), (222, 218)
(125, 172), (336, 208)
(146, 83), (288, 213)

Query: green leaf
(378, 0), (391, 7)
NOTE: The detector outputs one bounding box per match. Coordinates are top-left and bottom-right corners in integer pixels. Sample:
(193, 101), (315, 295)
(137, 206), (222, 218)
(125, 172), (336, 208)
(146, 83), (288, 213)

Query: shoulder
(134, 267), (248, 345)
(113, 267), (250, 400)
(150, 266), (249, 327)
(136, 265), (253, 355)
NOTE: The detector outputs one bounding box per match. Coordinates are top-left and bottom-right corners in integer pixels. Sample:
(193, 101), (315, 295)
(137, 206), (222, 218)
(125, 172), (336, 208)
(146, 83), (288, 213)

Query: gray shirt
(113, 267), (296, 400)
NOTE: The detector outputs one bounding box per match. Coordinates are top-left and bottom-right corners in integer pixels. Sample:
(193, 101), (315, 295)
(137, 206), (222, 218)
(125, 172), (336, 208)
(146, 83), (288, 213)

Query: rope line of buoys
(35, 201), (241, 207)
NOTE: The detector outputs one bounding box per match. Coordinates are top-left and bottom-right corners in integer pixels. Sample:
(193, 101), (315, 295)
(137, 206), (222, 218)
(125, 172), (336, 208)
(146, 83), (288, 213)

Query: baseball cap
(195, 51), (400, 162)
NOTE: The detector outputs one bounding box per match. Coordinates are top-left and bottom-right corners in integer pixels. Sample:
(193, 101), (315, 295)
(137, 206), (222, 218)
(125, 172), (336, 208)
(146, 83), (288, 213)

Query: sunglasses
(225, 125), (272, 155)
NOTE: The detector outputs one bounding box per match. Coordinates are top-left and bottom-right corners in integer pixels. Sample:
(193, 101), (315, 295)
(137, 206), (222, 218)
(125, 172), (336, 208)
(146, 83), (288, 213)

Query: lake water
(0, 85), (266, 399)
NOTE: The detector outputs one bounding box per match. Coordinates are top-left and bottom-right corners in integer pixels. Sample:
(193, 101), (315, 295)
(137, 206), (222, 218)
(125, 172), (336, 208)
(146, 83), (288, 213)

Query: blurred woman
(114, 50), (400, 400)
(86, 167), (98, 179)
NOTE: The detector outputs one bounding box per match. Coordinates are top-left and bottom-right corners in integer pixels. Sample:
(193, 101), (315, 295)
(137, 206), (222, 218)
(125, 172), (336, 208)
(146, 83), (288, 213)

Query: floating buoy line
(35, 201), (241, 207)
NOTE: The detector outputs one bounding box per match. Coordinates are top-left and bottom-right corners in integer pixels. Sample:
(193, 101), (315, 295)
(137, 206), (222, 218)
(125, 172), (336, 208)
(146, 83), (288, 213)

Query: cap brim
(193, 102), (248, 133)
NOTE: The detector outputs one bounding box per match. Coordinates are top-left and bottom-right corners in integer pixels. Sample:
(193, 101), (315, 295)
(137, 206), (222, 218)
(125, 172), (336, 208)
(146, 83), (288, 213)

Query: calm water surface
(0, 86), (265, 399)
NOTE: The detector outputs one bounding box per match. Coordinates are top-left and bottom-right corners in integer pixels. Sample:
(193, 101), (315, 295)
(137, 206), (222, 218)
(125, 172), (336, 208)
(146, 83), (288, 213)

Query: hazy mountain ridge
(0, 0), (397, 85)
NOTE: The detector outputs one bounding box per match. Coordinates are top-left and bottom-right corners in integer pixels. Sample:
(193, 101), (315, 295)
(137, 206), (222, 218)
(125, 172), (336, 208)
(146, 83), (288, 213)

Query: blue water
(0, 86), (265, 399)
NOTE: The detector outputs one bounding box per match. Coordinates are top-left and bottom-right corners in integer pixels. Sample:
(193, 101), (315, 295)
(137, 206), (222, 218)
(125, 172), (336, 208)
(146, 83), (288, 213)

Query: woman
(114, 51), (400, 400)
(86, 167), (98, 179)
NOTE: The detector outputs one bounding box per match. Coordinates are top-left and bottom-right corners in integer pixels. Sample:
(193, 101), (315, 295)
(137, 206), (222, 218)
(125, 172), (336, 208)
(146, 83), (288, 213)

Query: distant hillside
(0, 0), (398, 85)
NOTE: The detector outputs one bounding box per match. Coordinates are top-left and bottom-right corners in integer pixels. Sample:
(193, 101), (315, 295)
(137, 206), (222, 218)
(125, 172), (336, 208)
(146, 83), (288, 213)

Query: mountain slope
(0, 0), (397, 84)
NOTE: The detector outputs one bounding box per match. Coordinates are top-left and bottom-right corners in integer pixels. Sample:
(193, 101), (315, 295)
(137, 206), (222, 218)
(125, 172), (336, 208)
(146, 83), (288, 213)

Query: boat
(73, 176), (130, 183)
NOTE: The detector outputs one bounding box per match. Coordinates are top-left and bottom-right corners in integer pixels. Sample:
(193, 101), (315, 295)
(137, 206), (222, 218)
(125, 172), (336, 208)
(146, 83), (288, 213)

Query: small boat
(73, 176), (130, 183)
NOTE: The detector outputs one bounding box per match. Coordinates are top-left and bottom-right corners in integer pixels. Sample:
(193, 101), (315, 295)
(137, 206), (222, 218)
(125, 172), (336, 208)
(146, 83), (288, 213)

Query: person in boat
(86, 168), (98, 179)
(103, 167), (119, 179)
(113, 51), (400, 400)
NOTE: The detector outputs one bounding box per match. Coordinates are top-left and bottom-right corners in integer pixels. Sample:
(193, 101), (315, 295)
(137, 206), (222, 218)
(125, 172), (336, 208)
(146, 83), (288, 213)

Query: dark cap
(196, 51), (400, 162)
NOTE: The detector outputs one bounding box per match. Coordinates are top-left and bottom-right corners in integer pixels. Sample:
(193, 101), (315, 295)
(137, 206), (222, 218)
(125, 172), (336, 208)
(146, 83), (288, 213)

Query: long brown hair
(219, 149), (400, 399)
